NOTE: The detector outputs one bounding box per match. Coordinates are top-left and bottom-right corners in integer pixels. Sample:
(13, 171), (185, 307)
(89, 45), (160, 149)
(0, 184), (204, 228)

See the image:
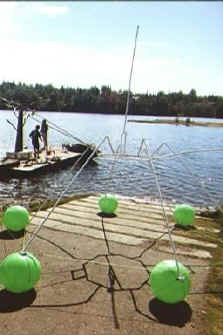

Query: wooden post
(14, 109), (23, 152)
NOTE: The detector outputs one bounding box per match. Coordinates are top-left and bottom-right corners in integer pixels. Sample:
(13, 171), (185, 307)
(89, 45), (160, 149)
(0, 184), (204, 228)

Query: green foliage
(0, 81), (223, 117)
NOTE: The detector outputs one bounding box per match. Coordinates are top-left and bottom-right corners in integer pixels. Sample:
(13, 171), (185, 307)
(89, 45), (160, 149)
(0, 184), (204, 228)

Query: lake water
(0, 110), (223, 207)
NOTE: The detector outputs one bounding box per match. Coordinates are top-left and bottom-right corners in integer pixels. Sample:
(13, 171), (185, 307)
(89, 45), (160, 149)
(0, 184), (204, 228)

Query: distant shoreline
(128, 118), (223, 127)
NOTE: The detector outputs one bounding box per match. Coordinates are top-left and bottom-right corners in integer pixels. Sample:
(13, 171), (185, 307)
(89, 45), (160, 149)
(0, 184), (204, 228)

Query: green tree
(189, 88), (197, 102)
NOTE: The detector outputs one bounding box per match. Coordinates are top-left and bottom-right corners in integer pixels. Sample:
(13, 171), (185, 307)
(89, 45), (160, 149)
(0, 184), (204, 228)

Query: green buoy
(149, 259), (191, 304)
(98, 194), (118, 215)
(3, 205), (30, 232)
(173, 204), (195, 227)
(0, 252), (41, 293)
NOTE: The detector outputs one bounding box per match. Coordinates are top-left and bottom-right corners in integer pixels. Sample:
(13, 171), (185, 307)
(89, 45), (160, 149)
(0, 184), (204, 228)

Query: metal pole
(121, 25), (140, 154)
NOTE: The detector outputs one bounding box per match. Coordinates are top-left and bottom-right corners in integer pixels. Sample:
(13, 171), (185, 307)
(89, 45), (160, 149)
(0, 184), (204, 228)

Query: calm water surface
(0, 110), (223, 207)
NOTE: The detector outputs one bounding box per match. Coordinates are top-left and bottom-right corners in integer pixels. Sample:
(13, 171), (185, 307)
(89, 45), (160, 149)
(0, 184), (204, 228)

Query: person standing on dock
(29, 125), (42, 159)
(40, 119), (48, 152)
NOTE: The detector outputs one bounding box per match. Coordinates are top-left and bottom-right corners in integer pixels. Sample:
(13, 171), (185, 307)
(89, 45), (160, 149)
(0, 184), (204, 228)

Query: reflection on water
(0, 111), (223, 206)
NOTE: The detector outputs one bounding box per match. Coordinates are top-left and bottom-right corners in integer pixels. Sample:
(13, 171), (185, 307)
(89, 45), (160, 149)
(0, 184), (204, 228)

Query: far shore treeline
(0, 81), (223, 118)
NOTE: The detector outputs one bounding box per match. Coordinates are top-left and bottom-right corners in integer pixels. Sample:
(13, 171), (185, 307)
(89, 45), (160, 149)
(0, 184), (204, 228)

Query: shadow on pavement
(149, 298), (192, 327)
(0, 229), (25, 240)
(0, 289), (37, 313)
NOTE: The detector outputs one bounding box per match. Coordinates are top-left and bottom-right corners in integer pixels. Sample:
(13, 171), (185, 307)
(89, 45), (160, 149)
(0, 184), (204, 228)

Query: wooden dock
(31, 194), (218, 259)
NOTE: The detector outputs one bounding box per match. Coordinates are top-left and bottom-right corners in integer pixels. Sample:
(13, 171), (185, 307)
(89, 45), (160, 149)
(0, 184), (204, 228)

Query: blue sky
(0, 2), (222, 96)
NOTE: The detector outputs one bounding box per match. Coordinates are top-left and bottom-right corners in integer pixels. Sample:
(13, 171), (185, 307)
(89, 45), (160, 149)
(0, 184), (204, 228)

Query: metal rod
(121, 25), (139, 153)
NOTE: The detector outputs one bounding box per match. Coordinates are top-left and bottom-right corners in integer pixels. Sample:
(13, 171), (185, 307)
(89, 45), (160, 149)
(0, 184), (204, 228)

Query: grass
(205, 214), (223, 335)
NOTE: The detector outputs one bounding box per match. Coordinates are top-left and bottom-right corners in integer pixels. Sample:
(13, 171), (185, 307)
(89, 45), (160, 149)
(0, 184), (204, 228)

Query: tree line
(0, 81), (223, 118)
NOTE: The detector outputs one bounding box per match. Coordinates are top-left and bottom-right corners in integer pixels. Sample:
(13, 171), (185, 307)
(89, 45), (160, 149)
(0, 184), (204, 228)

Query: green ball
(149, 259), (191, 304)
(173, 204), (195, 227)
(98, 194), (118, 214)
(0, 252), (41, 293)
(3, 205), (30, 232)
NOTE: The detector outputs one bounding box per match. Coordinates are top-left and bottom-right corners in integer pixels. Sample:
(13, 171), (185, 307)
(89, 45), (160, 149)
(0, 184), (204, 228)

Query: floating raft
(0, 158), (19, 169)
(0, 145), (97, 178)
(12, 151), (82, 177)
(31, 194), (218, 259)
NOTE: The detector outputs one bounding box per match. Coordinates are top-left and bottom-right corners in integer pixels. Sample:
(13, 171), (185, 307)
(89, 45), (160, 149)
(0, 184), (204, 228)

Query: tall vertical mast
(120, 25), (139, 153)
(14, 109), (23, 152)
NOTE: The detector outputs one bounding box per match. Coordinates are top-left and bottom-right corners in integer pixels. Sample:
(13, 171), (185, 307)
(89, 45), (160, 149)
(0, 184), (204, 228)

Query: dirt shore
(0, 213), (215, 334)
(1, 193), (223, 334)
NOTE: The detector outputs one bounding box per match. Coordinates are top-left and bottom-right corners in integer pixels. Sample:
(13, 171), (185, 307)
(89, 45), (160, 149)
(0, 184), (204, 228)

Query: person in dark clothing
(29, 125), (42, 158)
(40, 119), (48, 151)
